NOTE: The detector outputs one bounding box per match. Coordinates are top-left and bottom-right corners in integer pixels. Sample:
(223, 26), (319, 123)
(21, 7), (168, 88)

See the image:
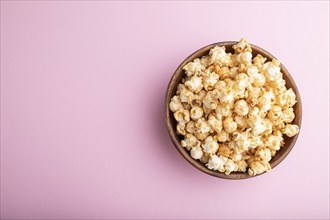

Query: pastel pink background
(1, 1), (329, 219)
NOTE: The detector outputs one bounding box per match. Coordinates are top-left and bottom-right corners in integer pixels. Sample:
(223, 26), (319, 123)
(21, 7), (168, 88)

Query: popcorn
(247, 65), (266, 87)
(270, 78), (286, 94)
(174, 108), (190, 124)
(176, 123), (186, 135)
(185, 121), (195, 133)
(190, 146), (203, 159)
(183, 58), (205, 77)
(199, 153), (209, 164)
(285, 88), (297, 107)
(181, 134), (200, 151)
(282, 107), (295, 123)
(258, 90), (275, 112)
(209, 46), (232, 66)
(282, 124), (300, 137)
(267, 105), (283, 125)
(218, 145), (232, 157)
(255, 148), (272, 163)
(215, 80), (227, 91)
(202, 136), (219, 154)
(223, 117), (238, 133)
(263, 59), (282, 81)
(216, 130), (230, 142)
(196, 132), (210, 141)
(169, 38), (300, 176)
(231, 153), (242, 162)
(237, 160), (248, 172)
(208, 114), (223, 133)
(169, 95), (184, 112)
(224, 159), (238, 175)
(195, 118), (211, 134)
(203, 91), (219, 109)
(249, 134), (262, 148)
(233, 131), (251, 153)
(215, 66), (231, 79)
(265, 135), (282, 151)
(184, 76), (203, 93)
(234, 115), (248, 129)
(253, 54), (267, 69)
(200, 56), (210, 67)
(206, 155), (225, 170)
(252, 120), (267, 136)
(179, 87), (194, 104)
(190, 106), (204, 120)
(234, 100), (249, 116)
(248, 161), (269, 176)
(233, 38), (252, 53)
(215, 103), (231, 117)
(219, 86), (234, 104)
(236, 52), (253, 65)
(203, 72), (220, 91)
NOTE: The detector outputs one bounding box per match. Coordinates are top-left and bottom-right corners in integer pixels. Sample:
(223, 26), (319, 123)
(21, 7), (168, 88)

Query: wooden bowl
(165, 41), (302, 179)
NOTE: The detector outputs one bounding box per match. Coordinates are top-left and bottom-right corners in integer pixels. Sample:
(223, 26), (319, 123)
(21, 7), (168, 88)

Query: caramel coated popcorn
(169, 38), (300, 176)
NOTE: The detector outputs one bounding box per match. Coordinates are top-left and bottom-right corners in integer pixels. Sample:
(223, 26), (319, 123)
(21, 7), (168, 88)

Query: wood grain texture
(165, 42), (302, 180)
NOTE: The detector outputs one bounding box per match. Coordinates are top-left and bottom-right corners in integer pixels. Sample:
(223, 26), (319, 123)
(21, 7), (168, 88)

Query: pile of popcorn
(169, 38), (300, 176)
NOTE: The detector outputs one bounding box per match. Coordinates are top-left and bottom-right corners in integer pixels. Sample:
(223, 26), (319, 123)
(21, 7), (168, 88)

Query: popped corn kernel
(258, 90), (275, 112)
(218, 145), (232, 157)
(263, 59), (282, 81)
(195, 132), (210, 141)
(233, 131), (251, 153)
(282, 107), (295, 123)
(202, 136), (219, 154)
(236, 52), (253, 65)
(184, 76), (203, 93)
(215, 103), (231, 117)
(190, 146), (203, 160)
(233, 38), (252, 53)
(223, 117), (238, 133)
(200, 56), (210, 68)
(190, 106), (204, 120)
(248, 161), (267, 176)
(215, 66), (231, 79)
(285, 88), (297, 107)
(195, 118), (211, 134)
(181, 134), (200, 151)
(185, 121), (195, 134)
(174, 108), (190, 124)
(209, 46), (232, 66)
(265, 135), (282, 151)
(208, 114), (223, 133)
(183, 58), (205, 77)
(216, 130), (230, 142)
(255, 148), (272, 163)
(219, 86), (235, 104)
(176, 123), (186, 135)
(234, 115), (248, 129)
(203, 72), (220, 91)
(206, 155), (224, 170)
(169, 95), (184, 112)
(179, 87), (194, 104)
(282, 124), (300, 137)
(224, 159), (238, 175)
(203, 91), (219, 110)
(253, 54), (267, 69)
(234, 100), (249, 116)
(237, 160), (248, 172)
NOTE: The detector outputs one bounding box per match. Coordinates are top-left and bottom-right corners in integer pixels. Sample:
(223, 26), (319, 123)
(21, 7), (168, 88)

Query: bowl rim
(165, 41), (302, 180)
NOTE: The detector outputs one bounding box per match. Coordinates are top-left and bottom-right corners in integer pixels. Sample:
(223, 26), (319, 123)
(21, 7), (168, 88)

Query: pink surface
(1, 1), (329, 219)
